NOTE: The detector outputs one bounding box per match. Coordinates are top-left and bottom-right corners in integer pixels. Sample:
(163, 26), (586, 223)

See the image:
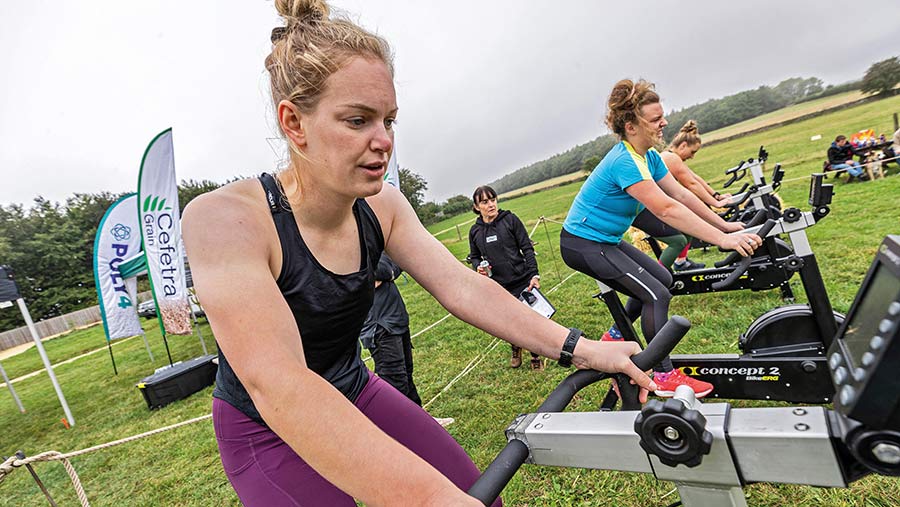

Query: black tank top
(212, 173), (384, 425)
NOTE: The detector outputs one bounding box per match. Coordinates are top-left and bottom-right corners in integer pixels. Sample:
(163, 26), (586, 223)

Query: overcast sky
(1, 1), (898, 207)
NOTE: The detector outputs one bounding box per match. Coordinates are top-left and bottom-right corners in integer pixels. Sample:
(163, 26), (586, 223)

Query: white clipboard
(519, 287), (556, 319)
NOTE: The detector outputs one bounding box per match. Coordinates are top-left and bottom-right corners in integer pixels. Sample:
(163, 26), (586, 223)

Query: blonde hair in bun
(266, 0), (393, 118)
(668, 120), (702, 150)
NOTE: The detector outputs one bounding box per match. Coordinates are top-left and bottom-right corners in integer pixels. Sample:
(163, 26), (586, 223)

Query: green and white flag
(384, 137), (399, 189)
(137, 128), (192, 335)
(92, 194), (143, 341)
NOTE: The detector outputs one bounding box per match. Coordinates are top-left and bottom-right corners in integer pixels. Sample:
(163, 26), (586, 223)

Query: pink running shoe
(653, 369), (713, 398)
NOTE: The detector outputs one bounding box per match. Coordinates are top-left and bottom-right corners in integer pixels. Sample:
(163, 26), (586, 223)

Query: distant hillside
(489, 77), (863, 194)
(488, 135), (615, 195)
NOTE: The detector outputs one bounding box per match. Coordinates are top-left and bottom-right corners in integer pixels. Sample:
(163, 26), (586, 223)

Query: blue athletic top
(563, 141), (669, 244)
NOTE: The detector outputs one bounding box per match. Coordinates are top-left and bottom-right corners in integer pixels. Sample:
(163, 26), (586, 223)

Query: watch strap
(558, 327), (581, 368)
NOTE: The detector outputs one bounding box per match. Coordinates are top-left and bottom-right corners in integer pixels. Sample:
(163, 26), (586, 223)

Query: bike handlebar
(468, 316), (692, 505)
(714, 210), (768, 268)
(711, 219), (778, 290)
(722, 161), (747, 188)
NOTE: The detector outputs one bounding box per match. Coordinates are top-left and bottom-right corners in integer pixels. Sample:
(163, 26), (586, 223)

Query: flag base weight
(136, 355), (217, 410)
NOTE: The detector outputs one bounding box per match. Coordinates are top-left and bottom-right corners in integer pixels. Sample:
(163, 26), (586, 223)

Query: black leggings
(560, 229), (674, 372)
(369, 328), (422, 406)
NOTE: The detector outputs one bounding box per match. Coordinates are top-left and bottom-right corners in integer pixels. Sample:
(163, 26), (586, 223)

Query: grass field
(2, 95), (900, 506)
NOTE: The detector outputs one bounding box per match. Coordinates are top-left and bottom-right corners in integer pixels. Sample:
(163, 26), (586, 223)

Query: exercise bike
(679, 147), (785, 251)
(642, 209), (799, 301)
(470, 234), (900, 506)
(597, 174), (841, 404)
(719, 146), (785, 223)
(644, 148), (796, 300)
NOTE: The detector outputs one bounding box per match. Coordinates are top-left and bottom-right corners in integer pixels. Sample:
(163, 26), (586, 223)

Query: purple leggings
(214, 371), (501, 506)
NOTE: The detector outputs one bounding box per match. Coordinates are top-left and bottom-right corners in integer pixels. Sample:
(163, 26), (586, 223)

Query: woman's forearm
(683, 178), (720, 207)
(437, 267), (568, 357)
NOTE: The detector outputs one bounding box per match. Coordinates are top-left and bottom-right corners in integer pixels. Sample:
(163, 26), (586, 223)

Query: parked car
(138, 299), (156, 319)
(137, 296), (204, 320)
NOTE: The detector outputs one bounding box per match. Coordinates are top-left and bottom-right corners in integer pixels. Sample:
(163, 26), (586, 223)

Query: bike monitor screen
(827, 235), (900, 430)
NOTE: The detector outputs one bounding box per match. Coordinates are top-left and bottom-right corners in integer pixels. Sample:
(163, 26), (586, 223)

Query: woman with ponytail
(656, 120), (742, 268)
(182, 2), (655, 505)
(560, 79), (760, 399)
(632, 119), (743, 271)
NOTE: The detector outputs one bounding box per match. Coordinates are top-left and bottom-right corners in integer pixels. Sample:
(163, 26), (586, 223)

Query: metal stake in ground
(15, 451), (59, 507)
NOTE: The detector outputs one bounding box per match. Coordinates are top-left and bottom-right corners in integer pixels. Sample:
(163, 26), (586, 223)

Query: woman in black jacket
(468, 185), (543, 369)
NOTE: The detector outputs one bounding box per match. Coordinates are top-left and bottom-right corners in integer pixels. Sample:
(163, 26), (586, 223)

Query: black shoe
(673, 258), (705, 271)
(859, 174), (871, 181)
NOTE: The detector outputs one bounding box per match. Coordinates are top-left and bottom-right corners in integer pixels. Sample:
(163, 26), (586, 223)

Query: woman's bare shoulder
(661, 151), (687, 172)
(182, 177), (271, 248)
(660, 150), (681, 164)
(363, 183), (405, 240)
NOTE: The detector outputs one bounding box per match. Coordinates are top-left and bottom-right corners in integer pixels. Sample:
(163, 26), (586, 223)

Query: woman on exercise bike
(560, 79), (761, 398)
(632, 120), (744, 272)
(182, 2), (656, 505)
(640, 120), (743, 271)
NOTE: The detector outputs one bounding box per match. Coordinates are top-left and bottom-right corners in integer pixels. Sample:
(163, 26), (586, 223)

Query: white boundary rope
(421, 270), (579, 410)
(0, 413), (213, 506)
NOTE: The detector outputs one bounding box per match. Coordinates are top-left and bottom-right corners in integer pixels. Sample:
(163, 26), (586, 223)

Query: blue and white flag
(92, 194), (143, 341)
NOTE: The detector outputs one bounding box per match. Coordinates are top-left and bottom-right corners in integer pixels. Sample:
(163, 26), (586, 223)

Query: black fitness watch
(558, 327), (582, 368)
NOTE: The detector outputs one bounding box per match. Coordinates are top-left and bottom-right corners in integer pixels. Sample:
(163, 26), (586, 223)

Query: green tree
(582, 155), (601, 172)
(441, 195), (472, 217)
(398, 168), (428, 212)
(773, 77), (824, 103)
(178, 179), (222, 212)
(416, 201), (442, 225)
(861, 57), (900, 96)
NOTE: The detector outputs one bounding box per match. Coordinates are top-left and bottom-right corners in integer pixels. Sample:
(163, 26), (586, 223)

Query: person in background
(360, 252), (419, 404)
(658, 120), (743, 270)
(468, 186), (543, 370)
(184, 1), (655, 505)
(828, 134), (867, 182)
(560, 78), (761, 398)
(883, 127), (900, 173)
(360, 253), (454, 426)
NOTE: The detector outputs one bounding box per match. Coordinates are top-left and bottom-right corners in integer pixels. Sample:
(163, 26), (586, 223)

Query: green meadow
(2, 94), (900, 506)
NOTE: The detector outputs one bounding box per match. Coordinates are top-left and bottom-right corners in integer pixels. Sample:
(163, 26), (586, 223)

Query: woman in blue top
(560, 79), (762, 398)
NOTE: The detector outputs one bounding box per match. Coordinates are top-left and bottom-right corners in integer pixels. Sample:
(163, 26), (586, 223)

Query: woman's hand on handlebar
(714, 197), (734, 208)
(574, 340), (658, 403)
(720, 221), (745, 233)
(719, 232), (762, 257)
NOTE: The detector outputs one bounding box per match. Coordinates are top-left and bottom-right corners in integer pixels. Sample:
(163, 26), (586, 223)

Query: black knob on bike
(634, 399), (713, 468)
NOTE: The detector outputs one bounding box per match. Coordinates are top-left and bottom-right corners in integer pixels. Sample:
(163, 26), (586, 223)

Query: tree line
(0, 180), (221, 331)
(0, 176), (431, 331)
